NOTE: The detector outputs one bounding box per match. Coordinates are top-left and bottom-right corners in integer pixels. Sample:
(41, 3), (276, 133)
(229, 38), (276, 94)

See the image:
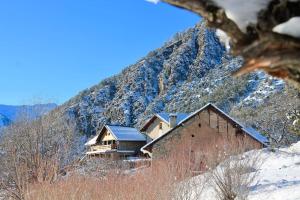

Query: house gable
(140, 113), (189, 140)
(141, 117), (170, 140)
(98, 127), (116, 142)
(140, 115), (169, 132)
(141, 103), (268, 158)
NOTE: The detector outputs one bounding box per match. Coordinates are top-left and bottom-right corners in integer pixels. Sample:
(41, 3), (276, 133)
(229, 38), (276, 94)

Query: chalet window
(159, 122), (163, 130)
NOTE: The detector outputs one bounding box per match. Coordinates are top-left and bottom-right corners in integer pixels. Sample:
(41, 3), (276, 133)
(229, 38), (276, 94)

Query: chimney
(169, 113), (177, 129)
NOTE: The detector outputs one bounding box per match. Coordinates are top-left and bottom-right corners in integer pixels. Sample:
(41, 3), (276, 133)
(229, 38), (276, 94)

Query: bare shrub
(0, 109), (77, 200)
(156, 131), (262, 200)
(208, 141), (262, 200)
(25, 165), (173, 200)
(24, 140), (209, 200)
(210, 153), (261, 200)
(21, 138), (260, 200)
(4, 112), (262, 200)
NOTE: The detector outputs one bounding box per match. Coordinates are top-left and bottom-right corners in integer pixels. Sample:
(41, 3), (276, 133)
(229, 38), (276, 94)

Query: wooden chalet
(141, 103), (268, 159)
(85, 125), (146, 159)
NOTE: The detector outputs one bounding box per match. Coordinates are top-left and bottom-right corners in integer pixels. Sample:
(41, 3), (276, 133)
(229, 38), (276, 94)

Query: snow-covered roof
(106, 125), (146, 141)
(141, 103), (268, 152)
(85, 134), (99, 146)
(86, 149), (135, 155)
(156, 113), (190, 125)
(86, 149), (117, 155)
(85, 125), (146, 146)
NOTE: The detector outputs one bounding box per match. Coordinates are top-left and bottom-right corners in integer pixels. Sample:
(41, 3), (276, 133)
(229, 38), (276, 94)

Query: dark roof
(141, 103), (268, 151)
(242, 127), (269, 144)
(106, 125), (146, 141)
(85, 125), (146, 146)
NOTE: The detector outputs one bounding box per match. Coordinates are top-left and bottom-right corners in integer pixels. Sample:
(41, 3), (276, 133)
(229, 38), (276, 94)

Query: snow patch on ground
(195, 141), (300, 200)
(248, 143), (300, 200)
(241, 71), (284, 106)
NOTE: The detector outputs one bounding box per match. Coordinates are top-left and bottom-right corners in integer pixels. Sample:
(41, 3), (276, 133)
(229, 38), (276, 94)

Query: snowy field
(198, 142), (300, 200)
(248, 142), (300, 200)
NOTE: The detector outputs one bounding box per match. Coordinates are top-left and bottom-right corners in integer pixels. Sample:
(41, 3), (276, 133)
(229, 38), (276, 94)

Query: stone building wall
(152, 109), (263, 159)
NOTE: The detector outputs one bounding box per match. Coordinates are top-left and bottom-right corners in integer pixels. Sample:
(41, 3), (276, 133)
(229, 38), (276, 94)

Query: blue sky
(0, 0), (199, 105)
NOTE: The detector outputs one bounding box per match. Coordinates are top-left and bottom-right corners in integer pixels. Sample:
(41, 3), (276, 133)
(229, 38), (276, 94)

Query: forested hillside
(55, 21), (299, 146)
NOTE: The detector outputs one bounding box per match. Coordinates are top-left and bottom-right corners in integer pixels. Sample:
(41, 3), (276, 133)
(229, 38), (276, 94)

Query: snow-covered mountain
(0, 114), (11, 127)
(54, 21), (298, 145)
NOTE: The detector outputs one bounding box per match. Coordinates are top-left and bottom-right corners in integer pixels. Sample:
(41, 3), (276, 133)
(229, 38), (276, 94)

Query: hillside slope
(55, 21), (298, 145)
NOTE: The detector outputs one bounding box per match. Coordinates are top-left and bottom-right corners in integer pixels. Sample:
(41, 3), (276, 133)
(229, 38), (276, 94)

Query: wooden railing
(91, 144), (117, 151)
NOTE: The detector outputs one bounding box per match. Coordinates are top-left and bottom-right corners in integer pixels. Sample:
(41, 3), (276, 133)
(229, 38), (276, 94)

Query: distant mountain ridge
(0, 103), (57, 127)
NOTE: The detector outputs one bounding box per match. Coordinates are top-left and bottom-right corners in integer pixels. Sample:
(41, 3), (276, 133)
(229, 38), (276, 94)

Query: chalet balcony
(90, 143), (117, 152)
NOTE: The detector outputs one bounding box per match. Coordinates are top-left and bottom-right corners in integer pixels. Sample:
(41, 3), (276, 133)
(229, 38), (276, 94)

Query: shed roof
(85, 134), (99, 146)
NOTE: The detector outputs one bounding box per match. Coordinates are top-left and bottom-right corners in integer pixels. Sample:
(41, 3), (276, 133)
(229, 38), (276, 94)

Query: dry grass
(25, 164), (198, 200)
(24, 137), (211, 200)
(24, 136), (259, 200)
(210, 152), (261, 200)
(1, 116), (261, 200)
(0, 111), (76, 200)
